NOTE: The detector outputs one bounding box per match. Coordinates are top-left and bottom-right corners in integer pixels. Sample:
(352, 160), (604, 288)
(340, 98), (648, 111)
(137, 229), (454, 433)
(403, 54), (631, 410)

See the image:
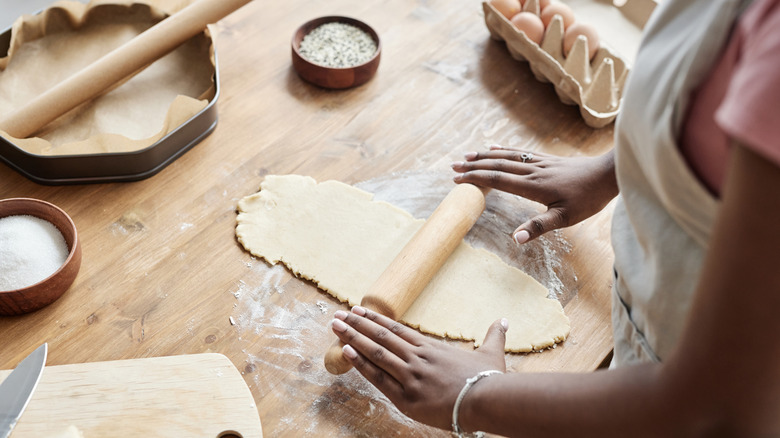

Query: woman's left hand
(330, 306), (508, 430)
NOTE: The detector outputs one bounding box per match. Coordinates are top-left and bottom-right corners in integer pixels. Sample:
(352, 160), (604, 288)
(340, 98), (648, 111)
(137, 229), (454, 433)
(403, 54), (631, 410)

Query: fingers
(330, 307), (421, 381)
(460, 148), (550, 165)
(331, 315), (408, 383)
(478, 318), (509, 362)
(454, 157), (532, 177)
(452, 168), (532, 197)
(451, 149), (546, 196)
(340, 342), (406, 400)
(353, 305), (426, 346)
(513, 206), (570, 243)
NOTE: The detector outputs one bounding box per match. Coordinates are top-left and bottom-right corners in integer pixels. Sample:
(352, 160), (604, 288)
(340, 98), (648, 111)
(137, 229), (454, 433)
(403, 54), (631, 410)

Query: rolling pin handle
(324, 339), (352, 375)
(357, 297), (398, 321)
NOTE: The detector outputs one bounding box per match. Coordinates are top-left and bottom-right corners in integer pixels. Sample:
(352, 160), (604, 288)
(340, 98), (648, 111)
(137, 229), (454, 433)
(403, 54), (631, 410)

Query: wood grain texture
(0, 0), (618, 436)
(0, 353), (262, 437)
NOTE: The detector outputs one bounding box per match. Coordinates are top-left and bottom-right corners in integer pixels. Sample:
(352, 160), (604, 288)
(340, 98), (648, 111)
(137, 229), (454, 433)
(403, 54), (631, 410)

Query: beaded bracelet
(451, 369), (503, 438)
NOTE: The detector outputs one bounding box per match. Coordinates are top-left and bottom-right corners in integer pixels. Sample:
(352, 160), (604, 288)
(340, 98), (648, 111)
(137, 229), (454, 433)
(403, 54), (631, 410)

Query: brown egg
(563, 22), (600, 59)
(540, 2), (575, 28)
(510, 12), (545, 45)
(490, 0), (522, 20)
(539, 0), (551, 10)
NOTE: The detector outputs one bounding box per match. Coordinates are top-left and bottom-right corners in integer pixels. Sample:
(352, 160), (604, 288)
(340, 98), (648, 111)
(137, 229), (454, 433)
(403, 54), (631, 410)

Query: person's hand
(330, 306), (508, 431)
(452, 146), (618, 244)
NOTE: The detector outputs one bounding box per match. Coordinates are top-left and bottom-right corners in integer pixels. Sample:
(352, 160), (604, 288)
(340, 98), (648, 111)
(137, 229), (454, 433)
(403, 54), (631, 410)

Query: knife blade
(0, 344), (47, 438)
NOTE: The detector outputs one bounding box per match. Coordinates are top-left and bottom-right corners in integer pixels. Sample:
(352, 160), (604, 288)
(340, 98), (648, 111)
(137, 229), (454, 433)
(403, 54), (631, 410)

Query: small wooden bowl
(0, 198), (81, 316)
(291, 16), (381, 89)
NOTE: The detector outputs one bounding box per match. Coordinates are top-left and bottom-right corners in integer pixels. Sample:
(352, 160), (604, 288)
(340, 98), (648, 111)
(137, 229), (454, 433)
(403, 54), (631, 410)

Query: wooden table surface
(0, 0), (620, 436)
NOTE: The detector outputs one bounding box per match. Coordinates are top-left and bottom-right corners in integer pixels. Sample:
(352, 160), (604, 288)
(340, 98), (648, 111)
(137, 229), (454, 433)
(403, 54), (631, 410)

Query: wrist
(595, 150), (618, 197)
(452, 370), (503, 437)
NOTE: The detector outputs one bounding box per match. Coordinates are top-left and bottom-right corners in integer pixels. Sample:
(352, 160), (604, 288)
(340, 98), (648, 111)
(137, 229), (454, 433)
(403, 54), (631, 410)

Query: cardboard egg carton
(483, 0), (654, 128)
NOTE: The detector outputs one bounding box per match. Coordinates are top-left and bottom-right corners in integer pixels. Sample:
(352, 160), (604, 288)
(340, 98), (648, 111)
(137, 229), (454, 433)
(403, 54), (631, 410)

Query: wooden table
(0, 0), (618, 436)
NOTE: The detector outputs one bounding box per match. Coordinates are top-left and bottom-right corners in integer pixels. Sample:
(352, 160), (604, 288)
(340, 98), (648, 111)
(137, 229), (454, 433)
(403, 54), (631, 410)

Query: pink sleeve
(716, 0), (780, 167)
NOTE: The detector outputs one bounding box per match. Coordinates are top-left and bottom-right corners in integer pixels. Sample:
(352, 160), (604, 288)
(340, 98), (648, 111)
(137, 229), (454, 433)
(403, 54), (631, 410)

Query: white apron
(610, 0), (754, 366)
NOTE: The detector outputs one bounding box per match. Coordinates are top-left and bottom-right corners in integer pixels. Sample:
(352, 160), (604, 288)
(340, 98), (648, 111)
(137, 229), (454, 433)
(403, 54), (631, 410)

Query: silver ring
(520, 152), (534, 163)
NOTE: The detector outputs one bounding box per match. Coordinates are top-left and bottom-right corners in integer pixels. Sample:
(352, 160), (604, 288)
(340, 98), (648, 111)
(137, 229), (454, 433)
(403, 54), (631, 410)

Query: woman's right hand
(331, 306), (509, 431)
(452, 146), (618, 244)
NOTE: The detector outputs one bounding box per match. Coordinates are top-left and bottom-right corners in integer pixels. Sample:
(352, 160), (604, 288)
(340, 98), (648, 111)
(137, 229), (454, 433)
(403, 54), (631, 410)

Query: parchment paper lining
(0, 0), (216, 155)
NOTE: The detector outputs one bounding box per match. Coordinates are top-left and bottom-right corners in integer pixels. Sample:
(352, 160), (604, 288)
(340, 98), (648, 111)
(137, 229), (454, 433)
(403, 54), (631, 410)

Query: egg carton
(483, 0), (632, 128)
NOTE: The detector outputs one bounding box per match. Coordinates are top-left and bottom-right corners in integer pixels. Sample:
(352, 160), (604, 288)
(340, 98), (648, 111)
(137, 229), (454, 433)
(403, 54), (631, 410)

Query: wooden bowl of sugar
(292, 16), (381, 89)
(0, 198), (81, 316)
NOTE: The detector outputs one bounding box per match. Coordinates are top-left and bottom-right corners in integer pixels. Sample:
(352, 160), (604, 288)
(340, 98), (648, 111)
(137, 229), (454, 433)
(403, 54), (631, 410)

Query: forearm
(460, 144), (780, 437)
(459, 364), (671, 438)
(659, 144), (780, 433)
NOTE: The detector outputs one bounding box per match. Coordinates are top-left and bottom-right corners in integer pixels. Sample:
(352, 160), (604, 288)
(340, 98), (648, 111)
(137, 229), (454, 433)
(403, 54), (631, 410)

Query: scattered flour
(231, 261), (442, 436)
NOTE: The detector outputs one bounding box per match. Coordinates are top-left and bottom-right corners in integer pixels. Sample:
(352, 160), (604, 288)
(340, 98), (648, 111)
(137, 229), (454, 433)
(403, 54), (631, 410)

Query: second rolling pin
(324, 182), (488, 375)
(0, 0), (252, 139)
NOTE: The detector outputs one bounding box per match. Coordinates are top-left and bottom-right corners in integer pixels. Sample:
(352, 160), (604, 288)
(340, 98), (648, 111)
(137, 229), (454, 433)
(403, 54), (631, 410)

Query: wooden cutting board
(0, 353), (263, 437)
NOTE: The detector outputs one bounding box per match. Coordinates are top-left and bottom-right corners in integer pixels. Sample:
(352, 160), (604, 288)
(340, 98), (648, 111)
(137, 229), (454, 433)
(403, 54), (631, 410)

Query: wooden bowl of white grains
(0, 198), (81, 316)
(292, 16), (381, 89)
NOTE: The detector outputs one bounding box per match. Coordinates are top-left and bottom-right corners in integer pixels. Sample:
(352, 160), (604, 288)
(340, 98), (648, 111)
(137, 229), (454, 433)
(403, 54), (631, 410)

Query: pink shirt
(680, 0), (780, 197)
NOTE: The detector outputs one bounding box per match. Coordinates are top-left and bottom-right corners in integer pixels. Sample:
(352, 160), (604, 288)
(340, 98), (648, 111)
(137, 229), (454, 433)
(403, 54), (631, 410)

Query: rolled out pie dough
(235, 174), (570, 352)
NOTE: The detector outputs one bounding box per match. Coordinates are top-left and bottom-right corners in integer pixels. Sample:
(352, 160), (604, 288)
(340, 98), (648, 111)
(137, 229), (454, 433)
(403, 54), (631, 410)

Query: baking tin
(0, 24), (219, 185)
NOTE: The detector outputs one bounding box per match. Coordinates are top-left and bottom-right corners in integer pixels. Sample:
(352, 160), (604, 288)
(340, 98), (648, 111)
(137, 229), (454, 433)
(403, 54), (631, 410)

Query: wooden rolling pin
(324, 183), (488, 375)
(0, 0), (253, 139)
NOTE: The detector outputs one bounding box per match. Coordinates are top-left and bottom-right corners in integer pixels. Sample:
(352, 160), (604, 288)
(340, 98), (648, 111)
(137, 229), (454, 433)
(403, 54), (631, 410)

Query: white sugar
(0, 215), (69, 291)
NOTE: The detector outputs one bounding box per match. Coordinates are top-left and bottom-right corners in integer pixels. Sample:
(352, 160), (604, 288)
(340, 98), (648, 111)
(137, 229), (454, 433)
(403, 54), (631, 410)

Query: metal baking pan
(0, 25), (219, 186)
